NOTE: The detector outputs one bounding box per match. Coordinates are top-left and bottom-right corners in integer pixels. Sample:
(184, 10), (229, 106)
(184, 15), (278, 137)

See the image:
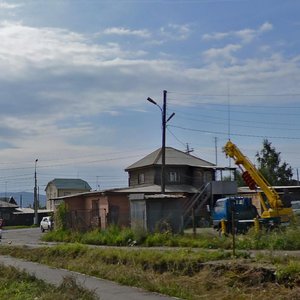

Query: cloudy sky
(0, 0), (300, 195)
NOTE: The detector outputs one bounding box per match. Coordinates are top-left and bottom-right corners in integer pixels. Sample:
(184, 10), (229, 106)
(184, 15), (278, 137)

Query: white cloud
(0, 2), (22, 9)
(202, 22), (273, 43)
(0, 21), (298, 167)
(260, 22), (273, 32)
(202, 44), (242, 64)
(103, 27), (151, 38)
(202, 32), (229, 41)
(160, 23), (192, 41)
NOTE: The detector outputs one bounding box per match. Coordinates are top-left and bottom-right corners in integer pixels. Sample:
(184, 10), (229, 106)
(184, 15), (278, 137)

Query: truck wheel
(41, 227), (45, 233)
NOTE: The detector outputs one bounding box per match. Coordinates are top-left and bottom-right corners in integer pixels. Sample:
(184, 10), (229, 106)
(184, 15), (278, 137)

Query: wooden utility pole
(34, 159), (38, 225)
(147, 90), (174, 194)
(161, 90), (167, 194)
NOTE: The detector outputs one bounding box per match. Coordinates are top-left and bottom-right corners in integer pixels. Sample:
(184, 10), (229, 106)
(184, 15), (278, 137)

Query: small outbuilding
(130, 193), (185, 233)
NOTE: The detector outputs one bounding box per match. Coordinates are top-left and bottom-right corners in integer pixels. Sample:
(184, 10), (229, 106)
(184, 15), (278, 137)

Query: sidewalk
(0, 255), (178, 300)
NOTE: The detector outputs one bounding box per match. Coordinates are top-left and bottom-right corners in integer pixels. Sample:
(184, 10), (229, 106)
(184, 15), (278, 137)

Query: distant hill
(0, 192), (46, 208)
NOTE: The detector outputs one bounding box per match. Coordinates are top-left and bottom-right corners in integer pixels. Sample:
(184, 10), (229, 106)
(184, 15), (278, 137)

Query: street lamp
(34, 159), (38, 225)
(147, 90), (175, 193)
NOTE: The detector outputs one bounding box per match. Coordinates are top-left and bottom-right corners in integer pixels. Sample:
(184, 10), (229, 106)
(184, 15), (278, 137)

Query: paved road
(1, 227), (47, 246)
(0, 228), (179, 300)
(0, 255), (176, 300)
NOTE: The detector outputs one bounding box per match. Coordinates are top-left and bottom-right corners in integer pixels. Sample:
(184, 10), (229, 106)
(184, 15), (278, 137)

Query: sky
(0, 0), (300, 195)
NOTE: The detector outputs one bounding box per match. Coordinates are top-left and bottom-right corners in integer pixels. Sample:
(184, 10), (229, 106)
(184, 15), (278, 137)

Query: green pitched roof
(47, 178), (91, 191)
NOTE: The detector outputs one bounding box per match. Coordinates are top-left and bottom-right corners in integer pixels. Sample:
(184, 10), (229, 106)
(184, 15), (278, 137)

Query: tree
(255, 139), (293, 186)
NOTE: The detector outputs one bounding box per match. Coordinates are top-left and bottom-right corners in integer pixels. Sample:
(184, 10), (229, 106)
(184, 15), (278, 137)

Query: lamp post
(34, 159), (38, 225)
(147, 90), (175, 193)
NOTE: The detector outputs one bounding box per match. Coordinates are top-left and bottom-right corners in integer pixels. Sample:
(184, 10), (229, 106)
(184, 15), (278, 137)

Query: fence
(64, 208), (106, 231)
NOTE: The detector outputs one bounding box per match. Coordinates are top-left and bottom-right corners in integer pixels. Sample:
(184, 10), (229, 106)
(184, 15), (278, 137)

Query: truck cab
(212, 197), (258, 233)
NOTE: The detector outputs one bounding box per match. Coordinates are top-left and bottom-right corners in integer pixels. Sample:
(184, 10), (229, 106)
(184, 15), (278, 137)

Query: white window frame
(169, 171), (179, 183)
(138, 173), (145, 184)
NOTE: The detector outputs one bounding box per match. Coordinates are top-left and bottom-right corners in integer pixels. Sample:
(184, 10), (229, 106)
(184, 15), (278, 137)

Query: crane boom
(223, 140), (293, 222)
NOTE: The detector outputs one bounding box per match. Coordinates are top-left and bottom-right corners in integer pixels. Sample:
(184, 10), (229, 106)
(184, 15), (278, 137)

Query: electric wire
(169, 124), (300, 140)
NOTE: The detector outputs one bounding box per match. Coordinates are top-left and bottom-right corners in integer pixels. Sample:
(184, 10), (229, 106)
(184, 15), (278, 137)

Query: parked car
(40, 216), (53, 232)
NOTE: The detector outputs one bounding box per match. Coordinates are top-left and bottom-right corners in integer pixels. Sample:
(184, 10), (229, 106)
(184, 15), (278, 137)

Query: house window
(138, 173), (145, 184)
(169, 171), (180, 183)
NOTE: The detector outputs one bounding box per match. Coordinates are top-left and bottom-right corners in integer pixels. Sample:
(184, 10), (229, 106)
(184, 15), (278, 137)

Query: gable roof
(45, 178), (91, 191)
(0, 199), (18, 208)
(0, 196), (17, 205)
(125, 147), (215, 171)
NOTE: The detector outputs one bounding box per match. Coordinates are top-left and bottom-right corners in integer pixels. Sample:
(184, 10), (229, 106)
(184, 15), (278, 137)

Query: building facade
(45, 178), (91, 211)
(53, 147), (236, 232)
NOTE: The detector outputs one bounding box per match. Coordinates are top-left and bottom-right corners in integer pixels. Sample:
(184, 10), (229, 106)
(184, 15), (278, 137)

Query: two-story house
(125, 147), (237, 231)
(125, 147), (216, 189)
(52, 147), (236, 231)
(45, 178), (91, 211)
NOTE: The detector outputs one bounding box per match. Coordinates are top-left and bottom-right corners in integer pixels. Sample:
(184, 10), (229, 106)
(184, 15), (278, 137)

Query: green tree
(255, 139), (293, 185)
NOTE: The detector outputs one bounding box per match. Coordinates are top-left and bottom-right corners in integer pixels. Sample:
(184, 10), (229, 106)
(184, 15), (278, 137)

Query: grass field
(42, 223), (300, 250)
(0, 243), (300, 299)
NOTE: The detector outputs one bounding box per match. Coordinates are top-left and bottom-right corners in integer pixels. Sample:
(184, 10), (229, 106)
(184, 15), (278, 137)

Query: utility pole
(96, 176), (100, 190)
(34, 159), (38, 225)
(185, 143), (194, 154)
(147, 90), (175, 194)
(161, 90), (167, 194)
(215, 137), (218, 166)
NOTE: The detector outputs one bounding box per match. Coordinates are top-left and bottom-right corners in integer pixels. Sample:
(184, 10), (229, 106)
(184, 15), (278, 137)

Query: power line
(167, 127), (187, 147)
(0, 153), (149, 172)
(168, 108), (299, 128)
(169, 124), (300, 140)
(168, 103), (300, 116)
(173, 114), (300, 132)
(169, 90), (300, 98)
(0, 146), (157, 166)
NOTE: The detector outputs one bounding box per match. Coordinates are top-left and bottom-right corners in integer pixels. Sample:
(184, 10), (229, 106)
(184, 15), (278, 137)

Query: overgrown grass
(0, 243), (239, 275)
(0, 244), (300, 299)
(43, 225), (232, 249)
(0, 263), (97, 300)
(236, 226), (300, 250)
(276, 261), (300, 286)
(43, 224), (300, 251)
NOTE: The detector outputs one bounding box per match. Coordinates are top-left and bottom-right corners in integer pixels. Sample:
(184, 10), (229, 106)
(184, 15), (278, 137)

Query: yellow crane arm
(223, 140), (293, 222)
(223, 140), (283, 209)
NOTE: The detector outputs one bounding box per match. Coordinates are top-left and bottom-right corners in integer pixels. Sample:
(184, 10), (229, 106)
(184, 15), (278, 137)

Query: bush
(55, 203), (68, 230)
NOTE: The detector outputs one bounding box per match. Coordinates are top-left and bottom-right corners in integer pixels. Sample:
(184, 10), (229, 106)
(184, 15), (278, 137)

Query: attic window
(169, 171), (180, 183)
(138, 173), (145, 184)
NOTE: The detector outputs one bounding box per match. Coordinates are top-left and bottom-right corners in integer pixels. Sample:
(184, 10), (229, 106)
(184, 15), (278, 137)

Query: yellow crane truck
(219, 140), (293, 231)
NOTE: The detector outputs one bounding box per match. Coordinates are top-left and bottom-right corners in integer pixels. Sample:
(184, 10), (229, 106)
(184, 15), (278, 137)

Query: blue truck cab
(212, 197), (259, 233)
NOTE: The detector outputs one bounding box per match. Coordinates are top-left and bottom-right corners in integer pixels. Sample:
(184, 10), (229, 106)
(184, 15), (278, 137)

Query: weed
(1, 245), (300, 299)
(0, 264), (97, 300)
(276, 261), (300, 287)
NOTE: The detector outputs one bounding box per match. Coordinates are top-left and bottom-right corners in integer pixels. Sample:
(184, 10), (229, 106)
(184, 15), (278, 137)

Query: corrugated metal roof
(125, 147), (215, 171)
(52, 184), (199, 200)
(13, 208), (52, 215)
(115, 184), (199, 193)
(46, 178), (91, 191)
